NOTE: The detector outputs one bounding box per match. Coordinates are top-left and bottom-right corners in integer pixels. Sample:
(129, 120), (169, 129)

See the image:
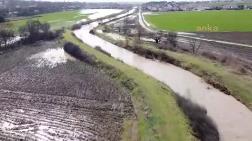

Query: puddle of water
(1, 122), (15, 131)
(29, 48), (75, 68)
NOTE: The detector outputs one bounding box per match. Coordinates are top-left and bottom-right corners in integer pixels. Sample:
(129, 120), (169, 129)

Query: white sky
(35, 0), (211, 2)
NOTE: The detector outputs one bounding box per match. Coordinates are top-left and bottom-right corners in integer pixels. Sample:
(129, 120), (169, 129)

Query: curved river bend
(74, 11), (252, 141)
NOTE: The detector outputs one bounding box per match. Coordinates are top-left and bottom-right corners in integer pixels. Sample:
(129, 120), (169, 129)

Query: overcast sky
(35, 0), (211, 2)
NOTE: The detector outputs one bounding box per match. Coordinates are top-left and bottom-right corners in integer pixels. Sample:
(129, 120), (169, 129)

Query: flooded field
(0, 41), (132, 140)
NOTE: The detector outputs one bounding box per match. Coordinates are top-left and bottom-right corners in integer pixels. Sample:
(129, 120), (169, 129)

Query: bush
(176, 95), (219, 141)
(63, 42), (95, 65)
(71, 23), (82, 30)
(71, 20), (95, 31)
(167, 32), (177, 47)
(19, 20), (62, 44)
(89, 30), (95, 34)
(0, 16), (5, 23)
(202, 52), (217, 60)
(0, 28), (14, 48)
(129, 46), (180, 66)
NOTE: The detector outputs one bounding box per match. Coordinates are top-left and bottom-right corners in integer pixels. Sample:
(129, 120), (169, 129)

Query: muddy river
(74, 10), (252, 141)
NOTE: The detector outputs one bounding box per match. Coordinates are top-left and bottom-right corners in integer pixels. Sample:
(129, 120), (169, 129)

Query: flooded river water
(74, 10), (252, 141)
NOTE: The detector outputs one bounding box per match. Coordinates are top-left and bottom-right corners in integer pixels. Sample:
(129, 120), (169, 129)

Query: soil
(0, 41), (133, 141)
(197, 32), (252, 45)
(176, 38), (252, 71)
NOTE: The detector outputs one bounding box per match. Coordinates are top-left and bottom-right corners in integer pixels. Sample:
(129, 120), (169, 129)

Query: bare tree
(103, 25), (111, 33)
(19, 20), (61, 43)
(153, 32), (162, 44)
(136, 16), (144, 41)
(117, 27), (121, 33)
(155, 31), (166, 44)
(19, 20), (43, 41)
(122, 18), (129, 35)
(167, 32), (177, 47)
(0, 26), (14, 48)
(122, 18), (131, 47)
(133, 21), (144, 46)
(154, 36), (160, 44)
(40, 23), (50, 34)
(189, 38), (202, 54)
(125, 35), (129, 47)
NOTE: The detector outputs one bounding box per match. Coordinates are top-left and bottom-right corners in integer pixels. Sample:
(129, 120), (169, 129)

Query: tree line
(0, 20), (63, 51)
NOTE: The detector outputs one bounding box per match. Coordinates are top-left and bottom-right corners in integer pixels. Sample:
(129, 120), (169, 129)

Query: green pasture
(145, 10), (252, 32)
(4, 10), (87, 31)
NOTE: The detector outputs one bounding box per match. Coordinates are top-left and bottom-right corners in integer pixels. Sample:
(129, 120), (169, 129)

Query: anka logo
(196, 24), (219, 32)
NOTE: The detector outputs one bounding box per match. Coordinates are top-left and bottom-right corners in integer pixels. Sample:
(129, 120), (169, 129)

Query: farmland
(144, 10), (252, 32)
(0, 41), (133, 140)
(5, 10), (87, 31)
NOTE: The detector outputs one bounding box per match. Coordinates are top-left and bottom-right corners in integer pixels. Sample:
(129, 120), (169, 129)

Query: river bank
(95, 30), (252, 111)
(72, 13), (252, 140)
(64, 31), (195, 141)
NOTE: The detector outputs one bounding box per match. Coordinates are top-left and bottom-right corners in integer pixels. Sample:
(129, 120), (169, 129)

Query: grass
(145, 10), (252, 32)
(5, 10), (87, 31)
(96, 31), (252, 110)
(63, 31), (194, 141)
(166, 49), (252, 109)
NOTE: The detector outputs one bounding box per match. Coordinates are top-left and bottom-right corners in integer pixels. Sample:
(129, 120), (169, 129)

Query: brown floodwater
(74, 10), (252, 141)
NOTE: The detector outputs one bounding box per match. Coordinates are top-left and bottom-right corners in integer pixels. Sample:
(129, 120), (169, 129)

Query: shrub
(202, 52), (217, 60)
(128, 46), (180, 66)
(19, 20), (62, 44)
(167, 32), (177, 47)
(63, 42), (95, 65)
(0, 28), (14, 48)
(71, 23), (82, 30)
(176, 95), (219, 141)
(89, 30), (95, 34)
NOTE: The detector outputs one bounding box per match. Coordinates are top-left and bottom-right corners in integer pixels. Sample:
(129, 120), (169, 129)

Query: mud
(0, 41), (133, 141)
(197, 32), (252, 45)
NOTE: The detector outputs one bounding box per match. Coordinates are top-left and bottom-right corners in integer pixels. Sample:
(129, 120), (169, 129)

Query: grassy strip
(96, 31), (252, 110)
(63, 31), (194, 141)
(4, 10), (87, 31)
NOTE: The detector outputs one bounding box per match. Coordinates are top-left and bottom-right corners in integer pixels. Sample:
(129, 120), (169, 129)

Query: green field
(5, 10), (87, 31)
(145, 10), (252, 32)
